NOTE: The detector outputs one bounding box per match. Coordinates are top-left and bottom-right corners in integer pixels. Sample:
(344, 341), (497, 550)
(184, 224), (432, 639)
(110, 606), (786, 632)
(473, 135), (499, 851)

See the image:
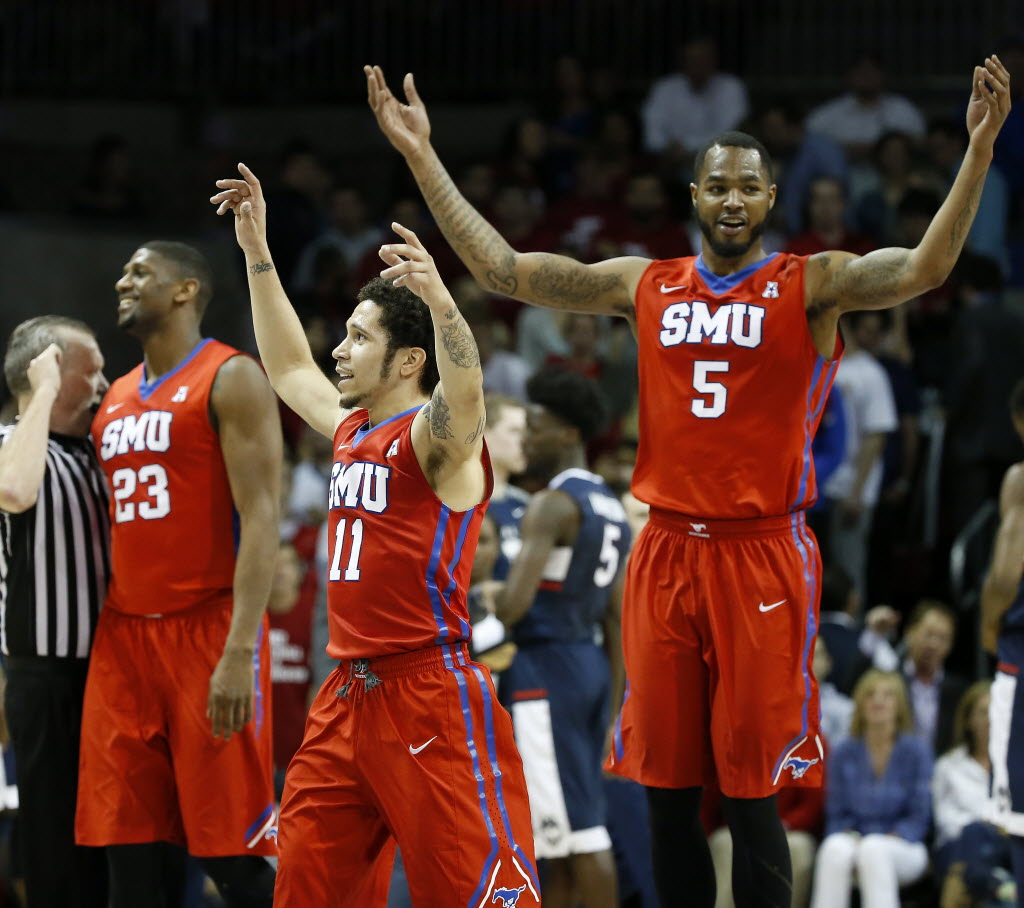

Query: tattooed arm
(365, 65), (649, 319)
(806, 57), (1011, 318)
(380, 223), (488, 510)
(210, 163), (343, 439)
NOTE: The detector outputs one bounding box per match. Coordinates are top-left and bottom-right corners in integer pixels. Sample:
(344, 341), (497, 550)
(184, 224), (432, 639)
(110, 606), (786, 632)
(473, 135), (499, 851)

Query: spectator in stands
(457, 161), (497, 215)
(816, 564), (861, 693)
(494, 115), (558, 202)
(806, 55), (927, 160)
(815, 636), (854, 749)
(546, 152), (618, 260)
(293, 186), (382, 292)
(542, 55), (597, 195)
(455, 278), (531, 401)
(292, 245), (354, 326)
(265, 139), (330, 290)
(944, 253), (1024, 537)
(593, 171), (693, 261)
(757, 103), (849, 236)
(809, 670), (932, 908)
(593, 108), (650, 195)
(856, 599), (968, 755)
(785, 177), (875, 257)
(823, 310), (898, 602)
(933, 681), (1017, 908)
(641, 35), (749, 162)
(927, 118), (1010, 271)
(853, 131), (934, 244)
(70, 133), (144, 220)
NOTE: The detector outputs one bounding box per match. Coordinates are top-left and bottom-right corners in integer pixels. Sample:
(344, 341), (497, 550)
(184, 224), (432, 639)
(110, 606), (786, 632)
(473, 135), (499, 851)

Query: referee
(0, 316), (109, 907)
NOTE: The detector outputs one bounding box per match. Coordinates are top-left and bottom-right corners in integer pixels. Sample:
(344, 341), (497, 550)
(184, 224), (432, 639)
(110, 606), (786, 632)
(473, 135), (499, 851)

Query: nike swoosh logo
(337, 444), (349, 450)
(659, 283), (686, 294)
(106, 402), (125, 413)
(759, 599), (787, 613)
(409, 736), (437, 755)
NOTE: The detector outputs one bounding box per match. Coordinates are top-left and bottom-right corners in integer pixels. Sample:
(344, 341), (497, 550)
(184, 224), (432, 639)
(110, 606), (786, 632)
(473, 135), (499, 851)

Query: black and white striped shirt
(0, 426), (109, 658)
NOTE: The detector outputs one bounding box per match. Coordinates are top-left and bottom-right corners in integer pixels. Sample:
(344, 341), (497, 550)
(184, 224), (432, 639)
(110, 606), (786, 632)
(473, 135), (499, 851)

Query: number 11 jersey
(633, 253), (842, 519)
(93, 338), (240, 616)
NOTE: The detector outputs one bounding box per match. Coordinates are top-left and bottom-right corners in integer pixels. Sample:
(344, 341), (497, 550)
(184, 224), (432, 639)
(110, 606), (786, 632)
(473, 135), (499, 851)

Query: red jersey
(326, 406), (492, 659)
(632, 253), (841, 519)
(94, 339), (240, 616)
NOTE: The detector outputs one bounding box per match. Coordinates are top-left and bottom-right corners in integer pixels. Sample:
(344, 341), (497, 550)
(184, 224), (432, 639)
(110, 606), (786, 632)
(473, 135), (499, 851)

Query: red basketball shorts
(76, 601), (276, 856)
(606, 508), (824, 798)
(275, 643), (541, 908)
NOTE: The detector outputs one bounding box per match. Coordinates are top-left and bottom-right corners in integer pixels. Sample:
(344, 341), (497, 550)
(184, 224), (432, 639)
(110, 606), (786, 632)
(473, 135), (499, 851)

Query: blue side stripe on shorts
(426, 507), (453, 643)
(459, 649), (541, 893)
(244, 803), (274, 843)
(442, 644), (500, 907)
(442, 509), (476, 640)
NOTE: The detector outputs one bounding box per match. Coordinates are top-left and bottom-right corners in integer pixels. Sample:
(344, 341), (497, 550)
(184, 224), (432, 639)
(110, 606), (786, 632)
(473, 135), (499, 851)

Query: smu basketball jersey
(513, 469), (631, 645)
(326, 406), (492, 659)
(93, 338), (240, 616)
(632, 253), (842, 519)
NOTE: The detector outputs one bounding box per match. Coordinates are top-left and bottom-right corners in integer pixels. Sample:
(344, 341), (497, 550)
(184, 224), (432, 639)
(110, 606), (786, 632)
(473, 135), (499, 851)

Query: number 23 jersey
(633, 253), (842, 519)
(93, 338), (240, 616)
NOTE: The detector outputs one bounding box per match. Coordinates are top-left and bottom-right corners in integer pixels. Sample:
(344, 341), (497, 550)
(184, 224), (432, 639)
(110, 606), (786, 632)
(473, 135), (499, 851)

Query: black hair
(819, 563), (854, 614)
(526, 366), (607, 442)
(356, 277), (439, 395)
(896, 187), (942, 221)
(142, 240), (214, 313)
(954, 252), (1004, 294)
(1011, 377), (1024, 419)
(692, 131), (774, 183)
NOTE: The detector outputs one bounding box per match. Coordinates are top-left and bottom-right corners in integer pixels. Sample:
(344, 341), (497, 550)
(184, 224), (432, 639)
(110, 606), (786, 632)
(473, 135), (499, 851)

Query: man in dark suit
(851, 599), (968, 754)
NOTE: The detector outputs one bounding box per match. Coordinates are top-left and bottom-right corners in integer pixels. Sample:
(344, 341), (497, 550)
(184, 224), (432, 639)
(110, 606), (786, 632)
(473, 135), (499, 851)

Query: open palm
(365, 65), (431, 158)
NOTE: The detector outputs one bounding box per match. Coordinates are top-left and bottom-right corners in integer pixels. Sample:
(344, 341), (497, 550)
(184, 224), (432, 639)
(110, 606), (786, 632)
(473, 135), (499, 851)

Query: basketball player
(981, 378), (1024, 896)
(77, 241), (282, 907)
(209, 164), (540, 907)
(498, 367), (630, 908)
(366, 56), (1011, 906)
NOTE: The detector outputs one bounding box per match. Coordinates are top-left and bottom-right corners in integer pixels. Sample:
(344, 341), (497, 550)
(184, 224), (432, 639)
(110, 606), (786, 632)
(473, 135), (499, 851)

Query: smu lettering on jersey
(633, 253), (842, 519)
(997, 565), (1024, 671)
(513, 469), (631, 645)
(488, 484), (530, 581)
(326, 406), (492, 659)
(93, 339), (240, 616)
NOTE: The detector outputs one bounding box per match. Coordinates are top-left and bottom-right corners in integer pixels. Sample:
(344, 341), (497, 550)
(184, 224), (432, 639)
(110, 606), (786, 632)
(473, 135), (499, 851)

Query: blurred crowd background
(1, 1), (1024, 905)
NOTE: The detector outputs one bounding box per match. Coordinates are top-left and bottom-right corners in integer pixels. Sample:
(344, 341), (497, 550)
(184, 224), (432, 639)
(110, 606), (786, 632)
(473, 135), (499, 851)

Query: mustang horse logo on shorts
(783, 755), (819, 779)
(492, 885), (527, 907)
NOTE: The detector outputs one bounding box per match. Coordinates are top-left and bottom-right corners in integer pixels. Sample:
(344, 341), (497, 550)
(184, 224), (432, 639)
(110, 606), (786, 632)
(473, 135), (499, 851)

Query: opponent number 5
(692, 361), (729, 419)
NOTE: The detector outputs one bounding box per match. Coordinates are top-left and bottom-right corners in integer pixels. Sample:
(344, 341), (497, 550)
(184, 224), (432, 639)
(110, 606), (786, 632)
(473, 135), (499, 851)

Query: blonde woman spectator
(810, 670), (933, 908)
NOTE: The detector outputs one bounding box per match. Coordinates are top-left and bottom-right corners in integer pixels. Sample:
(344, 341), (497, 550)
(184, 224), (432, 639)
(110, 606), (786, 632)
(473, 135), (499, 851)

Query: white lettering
(659, 302), (690, 347)
(684, 301), (731, 345)
(730, 304), (766, 348)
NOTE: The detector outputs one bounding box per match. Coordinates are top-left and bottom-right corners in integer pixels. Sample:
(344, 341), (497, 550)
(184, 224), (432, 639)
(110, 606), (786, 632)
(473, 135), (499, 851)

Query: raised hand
(378, 222), (454, 310)
(210, 163), (269, 256)
(365, 65), (431, 159)
(966, 56), (1011, 149)
(27, 343), (62, 398)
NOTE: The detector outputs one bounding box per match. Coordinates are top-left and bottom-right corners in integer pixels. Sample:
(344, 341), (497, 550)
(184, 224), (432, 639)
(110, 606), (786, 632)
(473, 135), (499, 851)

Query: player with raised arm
(210, 164), (540, 907)
(367, 58), (1011, 907)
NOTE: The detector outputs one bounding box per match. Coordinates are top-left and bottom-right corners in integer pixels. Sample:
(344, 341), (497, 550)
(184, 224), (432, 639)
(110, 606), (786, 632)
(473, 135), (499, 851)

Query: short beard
(338, 353), (395, 410)
(697, 215), (766, 259)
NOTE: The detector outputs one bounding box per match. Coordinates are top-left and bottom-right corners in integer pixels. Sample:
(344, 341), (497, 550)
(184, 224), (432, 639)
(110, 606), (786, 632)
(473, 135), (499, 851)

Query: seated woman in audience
(810, 669), (933, 908)
(932, 680), (1016, 907)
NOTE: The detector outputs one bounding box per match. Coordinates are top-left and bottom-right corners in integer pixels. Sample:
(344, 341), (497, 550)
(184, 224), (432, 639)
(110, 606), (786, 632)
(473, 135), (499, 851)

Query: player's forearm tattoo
(527, 256), (625, 309)
(440, 319), (481, 369)
(249, 260), (274, 277)
(949, 174), (986, 254)
(464, 416), (485, 445)
(428, 389), (454, 440)
(418, 159), (519, 295)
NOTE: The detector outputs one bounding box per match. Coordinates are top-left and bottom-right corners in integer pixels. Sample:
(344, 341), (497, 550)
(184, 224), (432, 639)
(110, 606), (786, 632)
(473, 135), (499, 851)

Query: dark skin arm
(495, 489), (580, 629)
(602, 567), (626, 762)
(365, 65), (647, 325)
(981, 464), (1024, 655)
(207, 355), (283, 740)
(803, 57), (1011, 358)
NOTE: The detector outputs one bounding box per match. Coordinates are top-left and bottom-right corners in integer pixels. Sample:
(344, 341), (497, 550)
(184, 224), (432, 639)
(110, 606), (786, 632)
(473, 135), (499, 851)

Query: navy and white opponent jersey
(997, 568), (1024, 671)
(514, 469), (632, 645)
(488, 484), (531, 581)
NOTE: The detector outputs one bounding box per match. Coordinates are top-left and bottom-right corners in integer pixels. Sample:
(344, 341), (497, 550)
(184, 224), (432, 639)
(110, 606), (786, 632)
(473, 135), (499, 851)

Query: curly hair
(357, 277), (439, 395)
(526, 366), (607, 442)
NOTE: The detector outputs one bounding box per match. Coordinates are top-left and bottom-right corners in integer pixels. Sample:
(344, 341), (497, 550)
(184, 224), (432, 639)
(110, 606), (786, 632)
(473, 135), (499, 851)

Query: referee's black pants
(6, 656), (107, 907)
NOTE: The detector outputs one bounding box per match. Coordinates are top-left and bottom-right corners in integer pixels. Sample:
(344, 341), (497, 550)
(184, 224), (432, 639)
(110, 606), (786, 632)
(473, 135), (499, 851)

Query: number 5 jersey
(92, 338), (240, 615)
